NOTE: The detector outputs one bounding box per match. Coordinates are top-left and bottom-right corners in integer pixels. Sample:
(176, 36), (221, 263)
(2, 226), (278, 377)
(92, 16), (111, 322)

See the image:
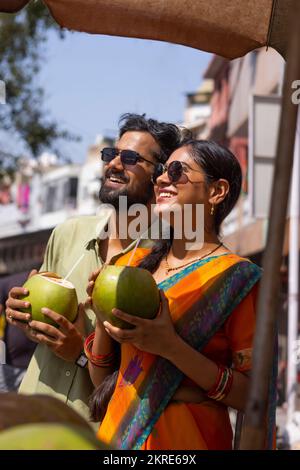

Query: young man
(5, 113), (182, 421)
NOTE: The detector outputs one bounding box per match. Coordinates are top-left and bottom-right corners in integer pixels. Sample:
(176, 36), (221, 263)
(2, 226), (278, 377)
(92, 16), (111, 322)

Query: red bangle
(207, 365), (226, 398)
(84, 332), (115, 368)
(207, 365), (233, 401)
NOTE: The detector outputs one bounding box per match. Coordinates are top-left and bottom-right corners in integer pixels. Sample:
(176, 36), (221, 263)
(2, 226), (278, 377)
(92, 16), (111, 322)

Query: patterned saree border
(158, 252), (231, 292)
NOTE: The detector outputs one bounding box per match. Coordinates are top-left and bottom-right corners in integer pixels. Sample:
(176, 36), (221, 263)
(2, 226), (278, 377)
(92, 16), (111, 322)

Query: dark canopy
(0, 0), (296, 59)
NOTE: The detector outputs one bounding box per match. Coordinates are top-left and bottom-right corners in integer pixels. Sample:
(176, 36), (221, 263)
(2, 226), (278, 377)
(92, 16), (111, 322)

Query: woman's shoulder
(222, 251), (262, 269)
(208, 252), (263, 284)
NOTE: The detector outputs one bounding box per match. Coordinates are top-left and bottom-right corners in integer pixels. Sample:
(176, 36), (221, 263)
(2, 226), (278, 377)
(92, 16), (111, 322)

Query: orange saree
(97, 248), (273, 450)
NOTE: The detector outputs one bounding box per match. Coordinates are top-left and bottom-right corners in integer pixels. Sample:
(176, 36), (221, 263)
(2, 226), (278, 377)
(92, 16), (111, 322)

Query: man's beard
(99, 170), (154, 209)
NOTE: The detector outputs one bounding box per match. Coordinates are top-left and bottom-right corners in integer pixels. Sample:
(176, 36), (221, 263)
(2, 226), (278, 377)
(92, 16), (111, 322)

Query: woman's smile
(156, 187), (178, 204)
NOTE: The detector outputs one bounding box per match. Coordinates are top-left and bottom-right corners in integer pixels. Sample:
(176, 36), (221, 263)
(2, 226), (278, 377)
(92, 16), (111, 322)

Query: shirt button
(66, 371), (71, 377)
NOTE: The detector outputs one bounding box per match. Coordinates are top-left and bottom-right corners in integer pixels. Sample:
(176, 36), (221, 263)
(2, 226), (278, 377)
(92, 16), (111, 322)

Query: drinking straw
(64, 253), (86, 281)
(126, 238), (141, 267)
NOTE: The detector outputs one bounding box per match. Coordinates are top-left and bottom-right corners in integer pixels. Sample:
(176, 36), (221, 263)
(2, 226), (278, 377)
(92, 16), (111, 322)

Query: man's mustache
(103, 169), (129, 184)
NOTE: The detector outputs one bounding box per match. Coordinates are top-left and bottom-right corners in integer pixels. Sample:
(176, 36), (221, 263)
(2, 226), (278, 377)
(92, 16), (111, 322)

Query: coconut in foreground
(92, 265), (160, 329)
(20, 272), (78, 325)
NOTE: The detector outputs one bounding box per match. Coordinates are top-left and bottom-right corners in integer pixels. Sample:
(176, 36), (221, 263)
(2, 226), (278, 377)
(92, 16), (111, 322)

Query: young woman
(85, 140), (275, 450)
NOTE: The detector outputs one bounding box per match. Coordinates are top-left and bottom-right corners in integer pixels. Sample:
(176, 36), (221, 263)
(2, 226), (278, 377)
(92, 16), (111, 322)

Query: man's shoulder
(46, 215), (107, 252)
(54, 215), (100, 233)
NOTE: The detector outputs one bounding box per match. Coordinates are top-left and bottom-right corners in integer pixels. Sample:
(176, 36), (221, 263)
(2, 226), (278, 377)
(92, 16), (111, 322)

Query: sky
(4, 30), (212, 164)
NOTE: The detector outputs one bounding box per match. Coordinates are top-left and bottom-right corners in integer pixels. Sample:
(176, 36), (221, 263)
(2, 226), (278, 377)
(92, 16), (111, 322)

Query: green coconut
(20, 272), (78, 325)
(0, 393), (94, 433)
(92, 265), (160, 329)
(0, 423), (103, 450)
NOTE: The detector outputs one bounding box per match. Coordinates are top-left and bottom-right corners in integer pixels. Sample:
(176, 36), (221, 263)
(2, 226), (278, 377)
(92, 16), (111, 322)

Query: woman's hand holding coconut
(103, 290), (179, 358)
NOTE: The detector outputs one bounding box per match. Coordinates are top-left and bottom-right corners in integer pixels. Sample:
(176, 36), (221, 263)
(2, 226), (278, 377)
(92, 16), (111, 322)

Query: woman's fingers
(86, 280), (94, 297)
(157, 289), (171, 318)
(112, 308), (142, 327)
(103, 321), (135, 343)
(84, 296), (93, 309)
(88, 268), (102, 283)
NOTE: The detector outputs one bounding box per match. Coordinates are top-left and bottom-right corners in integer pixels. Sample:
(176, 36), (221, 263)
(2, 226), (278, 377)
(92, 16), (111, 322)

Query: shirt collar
(84, 205), (114, 251)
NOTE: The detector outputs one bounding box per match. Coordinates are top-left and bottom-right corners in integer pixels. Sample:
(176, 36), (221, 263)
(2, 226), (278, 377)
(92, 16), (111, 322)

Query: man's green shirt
(19, 209), (154, 423)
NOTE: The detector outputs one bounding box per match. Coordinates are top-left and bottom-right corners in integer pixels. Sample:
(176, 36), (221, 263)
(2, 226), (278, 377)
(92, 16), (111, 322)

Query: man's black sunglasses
(101, 147), (157, 167)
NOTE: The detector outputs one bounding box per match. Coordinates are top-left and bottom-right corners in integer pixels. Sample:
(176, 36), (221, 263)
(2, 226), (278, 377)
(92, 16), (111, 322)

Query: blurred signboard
(249, 94), (282, 218)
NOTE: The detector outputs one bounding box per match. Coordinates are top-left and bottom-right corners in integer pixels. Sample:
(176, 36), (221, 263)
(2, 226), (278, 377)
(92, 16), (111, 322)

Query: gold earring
(210, 205), (215, 216)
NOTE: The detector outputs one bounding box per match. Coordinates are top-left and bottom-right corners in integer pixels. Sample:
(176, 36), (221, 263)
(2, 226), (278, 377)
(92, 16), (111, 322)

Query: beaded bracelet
(207, 365), (233, 401)
(84, 332), (115, 368)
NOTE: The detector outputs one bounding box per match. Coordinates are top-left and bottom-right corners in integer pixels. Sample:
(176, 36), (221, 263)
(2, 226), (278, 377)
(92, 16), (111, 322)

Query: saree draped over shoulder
(98, 249), (273, 450)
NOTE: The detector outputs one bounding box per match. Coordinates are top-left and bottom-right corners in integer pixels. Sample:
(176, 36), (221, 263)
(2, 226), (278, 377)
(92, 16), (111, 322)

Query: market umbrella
(0, 0), (295, 59)
(1, 0), (300, 450)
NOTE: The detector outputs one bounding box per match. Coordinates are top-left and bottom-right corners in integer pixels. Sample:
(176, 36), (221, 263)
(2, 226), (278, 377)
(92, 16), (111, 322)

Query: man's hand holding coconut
(5, 271), (86, 362)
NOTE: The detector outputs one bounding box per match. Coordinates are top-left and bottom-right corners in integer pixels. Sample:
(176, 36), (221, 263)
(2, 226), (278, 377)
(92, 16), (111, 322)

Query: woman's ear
(208, 179), (230, 206)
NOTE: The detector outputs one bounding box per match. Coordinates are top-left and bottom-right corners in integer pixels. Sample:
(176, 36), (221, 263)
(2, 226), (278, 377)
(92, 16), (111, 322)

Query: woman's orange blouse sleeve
(224, 283), (259, 372)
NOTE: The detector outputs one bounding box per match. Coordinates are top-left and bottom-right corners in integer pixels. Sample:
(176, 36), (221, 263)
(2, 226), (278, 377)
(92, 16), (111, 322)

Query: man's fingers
(28, 319), (63, 340)
(41, 308), (74, 334)
(29, 269), (38, 279)
(6, 297), (30, 311)
(7, 316), (28, 328)
(5, 318), (40, 343)
(6, 308), (31, 323)
(8, 287), (29, 299)
(30, 330), (57, 347)
(21, 325), (41, 343)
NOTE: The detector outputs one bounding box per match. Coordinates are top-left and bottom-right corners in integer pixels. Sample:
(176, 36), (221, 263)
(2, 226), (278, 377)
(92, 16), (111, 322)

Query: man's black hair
(119, 113), (183, 163)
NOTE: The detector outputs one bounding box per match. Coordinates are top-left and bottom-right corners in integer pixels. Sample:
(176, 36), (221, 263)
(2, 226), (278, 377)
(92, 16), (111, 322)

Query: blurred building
(0, 135), (112, 276)
(202, 48), (286, 260)
(181, 79), (213, 138)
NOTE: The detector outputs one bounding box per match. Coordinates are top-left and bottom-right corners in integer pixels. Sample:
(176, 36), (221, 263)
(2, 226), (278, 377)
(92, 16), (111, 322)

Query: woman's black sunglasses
(152, 160), (203, 185)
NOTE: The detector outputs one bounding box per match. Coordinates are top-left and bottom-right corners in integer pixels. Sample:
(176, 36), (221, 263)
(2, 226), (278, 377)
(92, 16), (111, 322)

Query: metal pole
(240, 2), (300, 449)
(286, 108), (300, 426)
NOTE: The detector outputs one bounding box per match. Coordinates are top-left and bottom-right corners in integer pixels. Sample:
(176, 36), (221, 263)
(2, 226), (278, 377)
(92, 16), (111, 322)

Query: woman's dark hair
(89, 139), (241, 422)
(183, 139), (242, 236)
(119, 113), (183, 163)
(89, 346), (120, 423)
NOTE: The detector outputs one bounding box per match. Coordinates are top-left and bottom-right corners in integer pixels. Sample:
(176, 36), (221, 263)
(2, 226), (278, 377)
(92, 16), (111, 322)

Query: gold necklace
(165, 243), (223, 275)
